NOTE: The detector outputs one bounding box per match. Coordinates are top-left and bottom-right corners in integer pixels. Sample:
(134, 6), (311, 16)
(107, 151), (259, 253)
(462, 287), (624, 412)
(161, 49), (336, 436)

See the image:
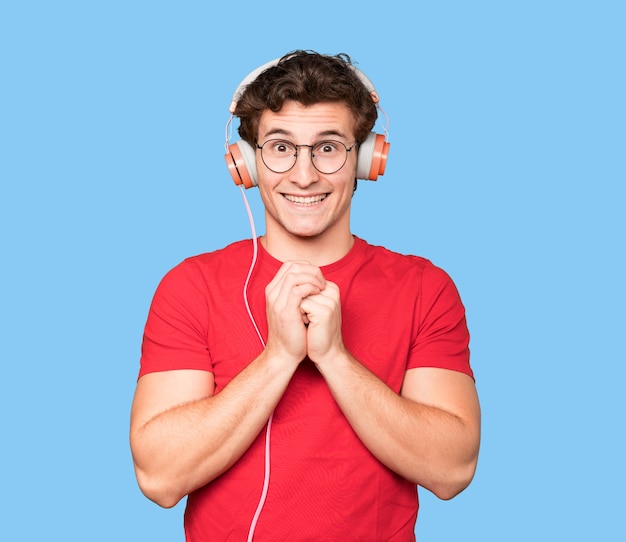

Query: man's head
(225, 50), (389, 189)
(234, 50), (378, 147)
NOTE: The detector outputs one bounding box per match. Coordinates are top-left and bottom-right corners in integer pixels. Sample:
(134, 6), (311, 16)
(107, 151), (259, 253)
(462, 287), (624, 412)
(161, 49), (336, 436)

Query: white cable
(240, 185), (265, 347)
(247, 412), (274, 542)
(239, 185), (273, 542)
(377, 103), (390, 141)
(225, 114), (234, 154)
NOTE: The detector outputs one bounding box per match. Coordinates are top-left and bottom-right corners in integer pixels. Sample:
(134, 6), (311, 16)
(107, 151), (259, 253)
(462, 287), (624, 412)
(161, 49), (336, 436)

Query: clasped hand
(265, 261), (343, 366)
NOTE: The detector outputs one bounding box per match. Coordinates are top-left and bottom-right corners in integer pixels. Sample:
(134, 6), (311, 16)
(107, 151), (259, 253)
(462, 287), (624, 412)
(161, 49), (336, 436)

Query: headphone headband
(229, 56), (380, 114)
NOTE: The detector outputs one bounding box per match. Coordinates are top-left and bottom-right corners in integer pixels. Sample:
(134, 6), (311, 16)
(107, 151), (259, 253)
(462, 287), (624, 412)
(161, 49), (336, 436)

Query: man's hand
(264, 261), (326, 363)
(300, 280), (345, 364)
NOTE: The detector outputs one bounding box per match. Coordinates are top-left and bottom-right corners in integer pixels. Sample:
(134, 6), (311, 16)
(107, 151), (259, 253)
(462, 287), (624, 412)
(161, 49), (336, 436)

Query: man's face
(255, 101), (358, 241)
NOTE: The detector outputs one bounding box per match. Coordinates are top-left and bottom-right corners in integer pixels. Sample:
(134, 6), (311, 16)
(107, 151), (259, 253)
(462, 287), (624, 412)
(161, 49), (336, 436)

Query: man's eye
(316, 141), (339, 154)
(272, 141), (293, 154)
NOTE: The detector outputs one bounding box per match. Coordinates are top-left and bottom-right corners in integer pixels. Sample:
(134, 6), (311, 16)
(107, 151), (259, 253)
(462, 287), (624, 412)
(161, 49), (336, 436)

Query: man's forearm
(130, 352), (297, 508)
(316, 351), (481, 499)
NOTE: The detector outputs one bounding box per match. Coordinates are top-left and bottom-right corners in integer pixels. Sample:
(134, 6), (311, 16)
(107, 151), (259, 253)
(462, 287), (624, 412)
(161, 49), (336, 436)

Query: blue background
(1, 1), (624, 540)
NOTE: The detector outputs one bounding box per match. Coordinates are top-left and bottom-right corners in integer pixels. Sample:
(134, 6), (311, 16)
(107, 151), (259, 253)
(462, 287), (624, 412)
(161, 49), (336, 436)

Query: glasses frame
(255, 139), (358, 175)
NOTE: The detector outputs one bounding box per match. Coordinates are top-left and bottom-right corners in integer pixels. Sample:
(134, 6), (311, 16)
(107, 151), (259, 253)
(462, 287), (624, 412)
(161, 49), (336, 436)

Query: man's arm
(130, 357), (296, 508)
(318, 360), (480, 499)
(302, 281), (481, 499)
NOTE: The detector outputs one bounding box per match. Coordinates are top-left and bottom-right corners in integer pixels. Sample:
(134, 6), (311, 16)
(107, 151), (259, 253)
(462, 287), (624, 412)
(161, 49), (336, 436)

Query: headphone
(224, 56), (390, 189)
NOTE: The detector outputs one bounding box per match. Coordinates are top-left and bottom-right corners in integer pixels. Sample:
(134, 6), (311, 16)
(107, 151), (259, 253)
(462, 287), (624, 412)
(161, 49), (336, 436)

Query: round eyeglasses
(256, 139), (357, 175)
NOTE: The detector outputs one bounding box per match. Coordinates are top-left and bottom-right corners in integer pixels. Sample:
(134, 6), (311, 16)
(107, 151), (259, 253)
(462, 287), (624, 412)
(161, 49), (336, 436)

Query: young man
(130, 50), (481, 541)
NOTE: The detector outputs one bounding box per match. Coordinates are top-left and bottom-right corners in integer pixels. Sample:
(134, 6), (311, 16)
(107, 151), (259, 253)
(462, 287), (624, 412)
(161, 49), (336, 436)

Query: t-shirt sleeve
(138, 259), (213, 379)
(408, 263), (473, 380)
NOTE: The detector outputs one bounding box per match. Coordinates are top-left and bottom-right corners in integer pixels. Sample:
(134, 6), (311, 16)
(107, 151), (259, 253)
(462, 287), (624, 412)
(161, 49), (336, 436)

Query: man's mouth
(283, 194), (328, 205)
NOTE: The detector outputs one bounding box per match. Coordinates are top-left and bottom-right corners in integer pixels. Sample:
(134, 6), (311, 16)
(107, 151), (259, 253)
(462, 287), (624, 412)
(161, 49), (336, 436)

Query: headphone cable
(239, 185), (274, 542)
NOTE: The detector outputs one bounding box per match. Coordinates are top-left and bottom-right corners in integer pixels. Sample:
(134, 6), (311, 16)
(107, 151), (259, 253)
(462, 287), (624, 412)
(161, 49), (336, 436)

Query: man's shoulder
(183, 239), (252, 266)
(356, 237), (456, 287)
(160, 239), (253, 286)
(358, 237), (434, 269)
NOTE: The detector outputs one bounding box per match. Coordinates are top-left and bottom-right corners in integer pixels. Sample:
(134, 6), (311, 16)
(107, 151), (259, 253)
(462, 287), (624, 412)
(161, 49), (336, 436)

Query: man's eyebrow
(318, 129), (349, 139)
(262, 128), (292, 139)
(260, 128), (350, 140)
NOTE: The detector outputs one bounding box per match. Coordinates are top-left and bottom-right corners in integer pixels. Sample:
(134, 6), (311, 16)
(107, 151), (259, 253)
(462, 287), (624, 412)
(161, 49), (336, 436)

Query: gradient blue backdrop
(1, 1), (624, 540)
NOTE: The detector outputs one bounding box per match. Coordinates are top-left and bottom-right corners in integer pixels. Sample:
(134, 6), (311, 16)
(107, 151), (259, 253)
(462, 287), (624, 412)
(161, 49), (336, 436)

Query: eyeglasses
(256, 139), (357, 175)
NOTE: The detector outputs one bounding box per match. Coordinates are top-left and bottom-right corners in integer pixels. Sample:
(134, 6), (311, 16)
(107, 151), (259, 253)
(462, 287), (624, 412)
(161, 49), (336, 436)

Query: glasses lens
(260, 140), (297, 173)
(311, 141), (348, 174)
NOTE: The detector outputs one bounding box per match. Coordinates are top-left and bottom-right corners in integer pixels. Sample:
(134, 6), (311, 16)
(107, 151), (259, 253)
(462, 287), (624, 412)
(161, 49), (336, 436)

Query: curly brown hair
(234, 50), (378, 146)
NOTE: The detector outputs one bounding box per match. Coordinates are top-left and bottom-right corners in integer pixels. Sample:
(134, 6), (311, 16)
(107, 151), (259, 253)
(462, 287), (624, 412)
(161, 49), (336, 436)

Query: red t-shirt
(139, 236), (472, 541)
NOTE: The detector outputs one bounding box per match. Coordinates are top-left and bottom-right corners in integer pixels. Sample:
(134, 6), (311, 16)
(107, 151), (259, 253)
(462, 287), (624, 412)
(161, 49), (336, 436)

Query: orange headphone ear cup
(356, 132), (390, 181)
(224, 141), (258, 188)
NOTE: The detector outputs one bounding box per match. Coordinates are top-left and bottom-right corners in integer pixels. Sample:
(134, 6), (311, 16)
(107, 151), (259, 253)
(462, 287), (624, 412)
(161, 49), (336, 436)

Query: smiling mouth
(283, 194), (328, 205)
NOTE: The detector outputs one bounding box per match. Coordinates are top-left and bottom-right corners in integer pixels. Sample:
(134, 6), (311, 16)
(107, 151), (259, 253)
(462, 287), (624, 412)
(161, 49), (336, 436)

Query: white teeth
(284, 194), (327, 205)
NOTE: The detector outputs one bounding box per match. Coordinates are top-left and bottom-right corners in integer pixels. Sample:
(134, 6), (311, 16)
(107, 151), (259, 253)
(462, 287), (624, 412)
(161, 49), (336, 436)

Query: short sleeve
(138, 260), (213, 379)
(408, 264), (473, 380)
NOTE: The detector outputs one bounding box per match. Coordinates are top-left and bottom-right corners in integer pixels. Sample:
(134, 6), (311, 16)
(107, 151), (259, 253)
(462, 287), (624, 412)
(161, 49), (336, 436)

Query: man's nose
(288, 146), (319, 185)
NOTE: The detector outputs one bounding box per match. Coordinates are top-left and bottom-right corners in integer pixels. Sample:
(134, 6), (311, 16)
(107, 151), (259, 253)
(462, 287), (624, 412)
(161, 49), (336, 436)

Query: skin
(130, 100), (481, 509)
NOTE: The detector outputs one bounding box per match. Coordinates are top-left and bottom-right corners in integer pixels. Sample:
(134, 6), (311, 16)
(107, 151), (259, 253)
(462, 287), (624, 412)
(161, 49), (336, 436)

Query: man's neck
(261, 229), (355, 267)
